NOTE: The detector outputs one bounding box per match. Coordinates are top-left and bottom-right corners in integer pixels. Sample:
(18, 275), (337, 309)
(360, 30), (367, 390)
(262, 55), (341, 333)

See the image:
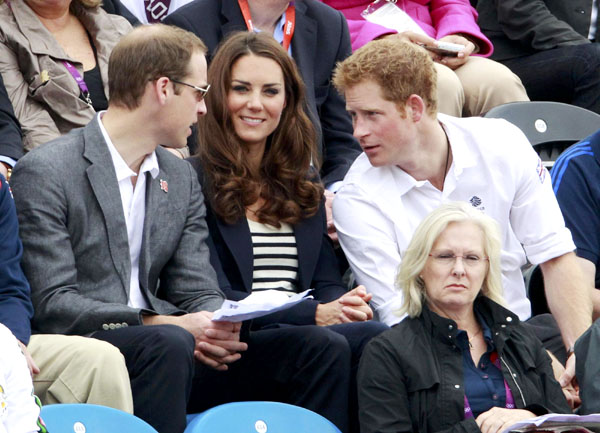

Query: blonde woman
(358, 202), (570, 433)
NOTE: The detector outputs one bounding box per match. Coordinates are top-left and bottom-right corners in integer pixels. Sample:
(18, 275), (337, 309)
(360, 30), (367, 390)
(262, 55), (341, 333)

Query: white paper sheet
(502, 413), (600, 433)
(212, 289), (313, 322)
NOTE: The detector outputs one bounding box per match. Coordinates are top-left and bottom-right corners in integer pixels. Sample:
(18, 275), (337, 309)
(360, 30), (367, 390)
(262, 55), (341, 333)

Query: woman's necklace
(438, 122), (451, 189)
(468, 328), (482, 349)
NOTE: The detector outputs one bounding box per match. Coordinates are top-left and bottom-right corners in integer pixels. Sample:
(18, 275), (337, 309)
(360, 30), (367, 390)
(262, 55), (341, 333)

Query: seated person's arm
(0, 174), (37, 375)
(574, 256), (600, 319)
(10, 154), (159, 335)
(0, 74), (23, 179)
(0, 43), (61, 151)
(333, 183), (404, 326)
(492, 0), (589, 50)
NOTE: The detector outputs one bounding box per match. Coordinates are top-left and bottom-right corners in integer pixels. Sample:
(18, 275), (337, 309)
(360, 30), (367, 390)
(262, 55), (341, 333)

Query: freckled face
(227, 54), (286, 149)
(345, 80), (418, 168)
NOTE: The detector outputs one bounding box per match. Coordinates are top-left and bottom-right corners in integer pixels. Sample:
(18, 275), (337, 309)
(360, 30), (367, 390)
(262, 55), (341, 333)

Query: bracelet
(6, 167), (11, 183)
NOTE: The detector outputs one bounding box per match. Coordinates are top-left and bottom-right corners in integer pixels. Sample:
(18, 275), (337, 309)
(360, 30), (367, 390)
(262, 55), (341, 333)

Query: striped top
(248, 219), (299, 295)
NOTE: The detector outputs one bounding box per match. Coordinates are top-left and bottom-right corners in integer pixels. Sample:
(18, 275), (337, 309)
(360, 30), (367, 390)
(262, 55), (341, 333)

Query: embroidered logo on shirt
(469, 196), (482, 207)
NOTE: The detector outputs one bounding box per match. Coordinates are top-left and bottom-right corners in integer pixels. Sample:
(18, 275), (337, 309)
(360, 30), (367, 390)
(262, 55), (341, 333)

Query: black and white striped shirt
(248, 219), (299, 295)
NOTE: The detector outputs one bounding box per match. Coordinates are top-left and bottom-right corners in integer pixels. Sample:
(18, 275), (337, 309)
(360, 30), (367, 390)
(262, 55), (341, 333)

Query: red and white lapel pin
(159, 179), (168, 193)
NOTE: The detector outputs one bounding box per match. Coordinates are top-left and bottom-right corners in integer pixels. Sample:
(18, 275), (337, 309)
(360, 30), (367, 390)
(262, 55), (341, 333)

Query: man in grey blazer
(11, 24), (352, 433)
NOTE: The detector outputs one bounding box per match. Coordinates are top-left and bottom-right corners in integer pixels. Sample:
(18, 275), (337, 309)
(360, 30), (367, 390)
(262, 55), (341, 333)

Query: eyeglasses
(428, 253), (489, 267)
(170, 78), (211, 101)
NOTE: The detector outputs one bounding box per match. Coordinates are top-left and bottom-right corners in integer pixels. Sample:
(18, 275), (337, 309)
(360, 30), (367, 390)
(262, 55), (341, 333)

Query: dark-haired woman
(188, 31), (388, 433)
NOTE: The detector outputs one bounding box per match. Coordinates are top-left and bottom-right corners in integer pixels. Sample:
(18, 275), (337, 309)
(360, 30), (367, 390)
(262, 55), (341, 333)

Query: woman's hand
(379, 30), (437, 47)
(315, 286), (374, 326)
(475, 407), (536, 433)
(436, 35), (475, 70)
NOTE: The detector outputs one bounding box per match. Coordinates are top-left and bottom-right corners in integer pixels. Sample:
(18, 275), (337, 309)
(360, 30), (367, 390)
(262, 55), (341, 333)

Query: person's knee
(435, 62), (464, 116)
(301, 326), (352, 365)
(456, 57), (528, 115)
(572, 44), (600, 75)
(146, 324), (195, 364)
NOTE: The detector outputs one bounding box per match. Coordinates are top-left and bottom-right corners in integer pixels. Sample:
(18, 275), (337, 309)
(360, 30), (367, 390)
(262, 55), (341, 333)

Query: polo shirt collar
(390, 114), (477, 196)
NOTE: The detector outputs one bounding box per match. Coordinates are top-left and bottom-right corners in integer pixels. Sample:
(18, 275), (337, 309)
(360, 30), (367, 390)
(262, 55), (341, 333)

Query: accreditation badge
(361, 0), (427, 36)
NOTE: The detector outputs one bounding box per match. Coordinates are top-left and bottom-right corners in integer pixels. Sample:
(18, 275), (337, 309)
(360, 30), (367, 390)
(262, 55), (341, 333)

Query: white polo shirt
(333, 114), (575, 326)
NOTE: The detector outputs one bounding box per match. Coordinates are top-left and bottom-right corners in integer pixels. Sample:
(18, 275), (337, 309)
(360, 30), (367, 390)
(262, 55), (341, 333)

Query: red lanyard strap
(237, 0), (296, 51)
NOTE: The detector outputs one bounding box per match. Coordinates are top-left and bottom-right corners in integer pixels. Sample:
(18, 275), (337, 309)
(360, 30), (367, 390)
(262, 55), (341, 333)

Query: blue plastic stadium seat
(40, 403), (158, 432)
(185, 401), (342, 433)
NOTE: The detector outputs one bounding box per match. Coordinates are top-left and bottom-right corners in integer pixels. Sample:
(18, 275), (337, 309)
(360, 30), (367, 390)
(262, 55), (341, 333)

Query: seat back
(185, 401), (342, 433)
(483, 101), (600, 166)
(40, 404), (158, 433)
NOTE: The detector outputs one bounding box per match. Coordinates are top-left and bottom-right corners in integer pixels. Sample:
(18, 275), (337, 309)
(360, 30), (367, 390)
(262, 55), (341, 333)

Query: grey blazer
(11, 117), (225, 336)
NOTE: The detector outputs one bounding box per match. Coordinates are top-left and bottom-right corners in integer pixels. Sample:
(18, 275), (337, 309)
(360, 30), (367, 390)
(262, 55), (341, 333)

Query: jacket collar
(421, 296), (520, 351)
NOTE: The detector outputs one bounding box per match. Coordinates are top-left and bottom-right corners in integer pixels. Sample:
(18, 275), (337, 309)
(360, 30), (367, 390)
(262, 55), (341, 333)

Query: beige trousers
(28, 334), (133, 413)
(435, 56), (529, 117)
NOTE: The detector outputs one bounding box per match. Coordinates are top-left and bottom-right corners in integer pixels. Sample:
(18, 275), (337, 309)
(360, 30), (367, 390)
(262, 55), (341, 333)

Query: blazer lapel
(83, 118), (131, 297)
(217, 217), (254, 293)
(291, 2), (317, 109)
(139, 170), (167, 293)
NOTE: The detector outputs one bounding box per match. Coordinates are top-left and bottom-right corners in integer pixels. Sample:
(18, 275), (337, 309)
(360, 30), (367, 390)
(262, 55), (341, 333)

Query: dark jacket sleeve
(483, 0), (589, 51)
(100, 0), (141, 26)
(358, 332), (481, 433)
(0, 75), (24, 162)
(0, 174), (33, 344)
(524, 327), (572, 415)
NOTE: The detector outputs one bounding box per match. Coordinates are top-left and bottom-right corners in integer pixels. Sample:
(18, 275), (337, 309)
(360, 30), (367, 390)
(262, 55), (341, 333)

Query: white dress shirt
(99, 113), (159, 309)
(333, 114), (575, 325)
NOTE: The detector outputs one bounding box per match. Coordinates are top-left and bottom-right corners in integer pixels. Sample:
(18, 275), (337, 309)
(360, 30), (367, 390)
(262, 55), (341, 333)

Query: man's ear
(153, 77), (171, 105)
(406, 94), (425, 122)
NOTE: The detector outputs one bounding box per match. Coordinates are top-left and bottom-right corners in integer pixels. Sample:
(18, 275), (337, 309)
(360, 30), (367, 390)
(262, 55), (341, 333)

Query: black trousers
(93, 323), (376, 433)
(501, 44), (600, 114)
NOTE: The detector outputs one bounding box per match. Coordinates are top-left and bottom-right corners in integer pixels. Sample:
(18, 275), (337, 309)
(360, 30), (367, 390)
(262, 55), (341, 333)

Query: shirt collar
(98, 112), (160, 182)
(391, 114), (477, 196)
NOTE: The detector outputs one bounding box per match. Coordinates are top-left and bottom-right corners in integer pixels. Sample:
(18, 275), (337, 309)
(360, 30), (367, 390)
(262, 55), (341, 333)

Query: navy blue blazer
(165, 0), (361, 186)
(0, 174), (33, 344)
(188, 158), (348, 329)
(0, 74), (23, 162)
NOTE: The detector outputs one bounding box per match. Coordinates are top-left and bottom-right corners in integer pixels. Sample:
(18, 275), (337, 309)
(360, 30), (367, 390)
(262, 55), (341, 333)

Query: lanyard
(62, 61), (92, 106)
(144, 0), (172, 23)
(237, 0), (296, 51)
(463, 352), (516, 419)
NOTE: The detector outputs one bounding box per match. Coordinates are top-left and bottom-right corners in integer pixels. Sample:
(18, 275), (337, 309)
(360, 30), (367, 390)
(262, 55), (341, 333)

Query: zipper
(500, 356), (526, 407)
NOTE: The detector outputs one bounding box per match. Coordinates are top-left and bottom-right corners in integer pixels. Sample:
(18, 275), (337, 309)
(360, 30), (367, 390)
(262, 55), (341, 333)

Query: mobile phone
(418, 42), (465, 57)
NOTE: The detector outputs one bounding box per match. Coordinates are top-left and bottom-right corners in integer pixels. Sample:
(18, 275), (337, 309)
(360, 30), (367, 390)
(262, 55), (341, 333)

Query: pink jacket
(322, 0), (493, 56)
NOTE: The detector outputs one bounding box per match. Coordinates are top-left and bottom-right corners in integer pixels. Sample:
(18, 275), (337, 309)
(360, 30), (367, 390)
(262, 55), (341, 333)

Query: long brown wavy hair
(197, 31), (323, 226)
